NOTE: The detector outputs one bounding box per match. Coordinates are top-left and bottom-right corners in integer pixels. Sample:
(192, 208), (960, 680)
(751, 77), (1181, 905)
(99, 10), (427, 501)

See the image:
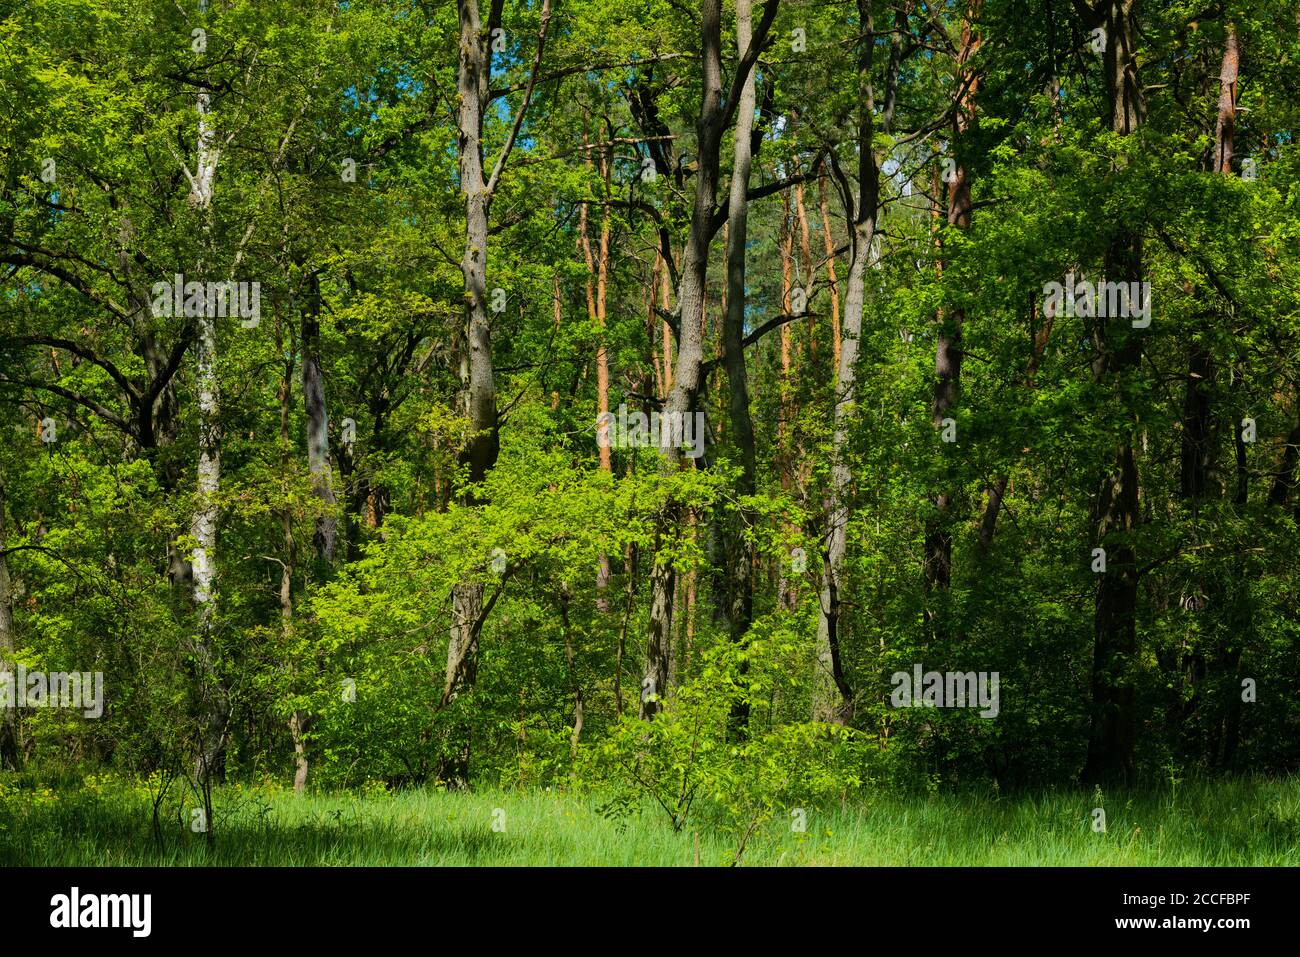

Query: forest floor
(1, 774), (1296, 866)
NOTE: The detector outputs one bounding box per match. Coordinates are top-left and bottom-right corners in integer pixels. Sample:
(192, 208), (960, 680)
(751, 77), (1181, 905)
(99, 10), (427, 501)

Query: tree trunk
(558, 590), (584, 756)
(818, 172), (842, 380)
(775, 190), (802, 612)
(580, 140), (614, 608)
(189, 80), (229, 784)
(440, 0), (500, 786)
(1080, 0), (1145, 786)
(1210, 26), (1246, 769)
(272, 316), (311, 793)
(813, 0), (881, 725)
(641, 0), (775, 718)
(1180, 26), (1237, 502)
(439, 0), (550, 780)
(793, 171), (815, 358)
(661, 253), (674, 397)
(302, 273), (338, 562)
(0, 477), (20, 770)
(720, 0), (759, 736)
(441, 581), (482, 785)
(923, 11), (979, 616)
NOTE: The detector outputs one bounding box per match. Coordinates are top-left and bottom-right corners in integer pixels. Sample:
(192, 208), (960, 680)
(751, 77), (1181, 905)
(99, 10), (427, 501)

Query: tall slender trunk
(793, 172), (815, 359)
(189, 76), (229, 784)
(442, 0), (500, 786)
(648, 255), (665, 397)
(287, 273), (333, 792)
(1210, 25), (1245, 769)
(776, 190), (798, 611)
(780, 191), (794, 379)
(813, 0), (881, 725)
(272, 327), (308, 792)
(660, 253), (674, 397)
(581, 139), (614, 607)
(818, 172), (842, 381)
(558, 589), (584, 756)
(302, 273), (337, 562)
(1080, 0), (1146, 786)
(1172, 29), (1238, 762)
(0, 476), (20, 770)
(720, 0), (759, 736)
(1181, 27), (1237, 501)
(922, 9), (979, 618)
(440, 0), (550, 782)
(778, 187), (808, 612)
(641, 0), (776, 719)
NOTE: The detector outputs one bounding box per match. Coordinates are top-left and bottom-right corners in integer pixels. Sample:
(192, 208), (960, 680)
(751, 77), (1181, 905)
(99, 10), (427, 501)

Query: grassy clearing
(1, 774), (1297, 866)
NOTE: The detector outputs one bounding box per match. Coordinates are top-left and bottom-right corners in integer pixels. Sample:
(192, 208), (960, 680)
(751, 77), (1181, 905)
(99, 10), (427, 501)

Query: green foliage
(0, 0), (1298, 865)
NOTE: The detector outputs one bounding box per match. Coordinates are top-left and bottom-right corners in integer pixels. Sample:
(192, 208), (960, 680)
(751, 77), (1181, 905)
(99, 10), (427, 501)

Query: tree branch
(485, 0), (552, 198)
(1, 336), (140, 403)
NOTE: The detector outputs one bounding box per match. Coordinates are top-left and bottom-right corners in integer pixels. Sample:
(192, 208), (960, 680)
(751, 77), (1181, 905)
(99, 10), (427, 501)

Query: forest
(0, 0), (1298, 867)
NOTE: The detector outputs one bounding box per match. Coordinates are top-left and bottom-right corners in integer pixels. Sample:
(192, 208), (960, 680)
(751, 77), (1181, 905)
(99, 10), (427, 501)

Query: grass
(1, 773), (1297, 866)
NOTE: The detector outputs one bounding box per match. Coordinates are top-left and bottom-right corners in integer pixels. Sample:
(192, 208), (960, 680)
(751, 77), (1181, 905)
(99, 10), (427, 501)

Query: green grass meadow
(2, 774), (1297, 866)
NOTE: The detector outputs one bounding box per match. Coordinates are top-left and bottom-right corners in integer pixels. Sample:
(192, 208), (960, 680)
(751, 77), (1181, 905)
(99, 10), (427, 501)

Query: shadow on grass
(0, 797), (543, 866)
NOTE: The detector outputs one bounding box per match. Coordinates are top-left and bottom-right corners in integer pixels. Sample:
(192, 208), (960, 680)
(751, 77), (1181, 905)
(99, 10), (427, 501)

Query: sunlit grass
(1, 773), (1296, 866)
